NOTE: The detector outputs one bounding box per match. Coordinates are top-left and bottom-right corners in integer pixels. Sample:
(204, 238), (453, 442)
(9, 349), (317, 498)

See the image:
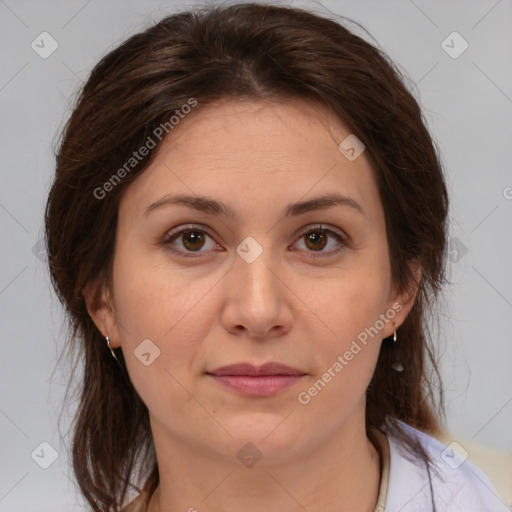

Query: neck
(147, 417), (381, 512)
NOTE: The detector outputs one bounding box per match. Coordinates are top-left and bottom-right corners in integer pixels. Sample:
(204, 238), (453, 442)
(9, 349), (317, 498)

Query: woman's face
(88, 99), (417, 462)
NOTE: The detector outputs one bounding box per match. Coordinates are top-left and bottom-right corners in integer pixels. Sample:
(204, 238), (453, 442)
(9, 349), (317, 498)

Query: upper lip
(207, 362), (306, 376)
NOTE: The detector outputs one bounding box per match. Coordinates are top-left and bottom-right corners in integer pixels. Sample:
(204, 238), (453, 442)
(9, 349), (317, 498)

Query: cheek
(314, 285), (384, 374)
(297, 250), (390, 386)
(110, 248), (220, 402)
(112, 243), (210, 340)
(307, 254), (390, 337)
(293, 279), (387, 419)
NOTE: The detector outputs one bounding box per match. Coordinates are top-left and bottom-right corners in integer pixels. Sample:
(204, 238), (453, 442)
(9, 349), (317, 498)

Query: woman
(44, 3), (507, 511)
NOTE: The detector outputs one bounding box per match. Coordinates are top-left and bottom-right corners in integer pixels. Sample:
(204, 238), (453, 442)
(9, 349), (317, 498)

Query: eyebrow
(143, 193), (366, 220)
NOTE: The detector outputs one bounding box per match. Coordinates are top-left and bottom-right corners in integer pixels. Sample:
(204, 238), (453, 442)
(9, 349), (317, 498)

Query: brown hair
(45, 3), (449, 511)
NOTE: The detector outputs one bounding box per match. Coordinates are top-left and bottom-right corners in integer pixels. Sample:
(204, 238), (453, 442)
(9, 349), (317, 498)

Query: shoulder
(383, 420), (510, 512)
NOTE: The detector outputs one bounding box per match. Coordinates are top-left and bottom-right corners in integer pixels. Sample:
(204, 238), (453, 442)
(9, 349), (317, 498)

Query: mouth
(205, 362), (307, 397)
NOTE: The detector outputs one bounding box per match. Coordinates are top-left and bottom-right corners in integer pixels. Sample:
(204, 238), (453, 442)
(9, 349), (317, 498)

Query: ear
(82, 278), (122, 348)
(382, 261), (422, 339)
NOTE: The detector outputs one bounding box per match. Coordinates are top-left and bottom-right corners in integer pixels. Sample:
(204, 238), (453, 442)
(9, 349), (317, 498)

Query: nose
(219, 242), (293, 339)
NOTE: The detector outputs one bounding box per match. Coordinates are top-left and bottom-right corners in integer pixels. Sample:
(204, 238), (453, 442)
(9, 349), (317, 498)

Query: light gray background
(1, 0), (511, 510)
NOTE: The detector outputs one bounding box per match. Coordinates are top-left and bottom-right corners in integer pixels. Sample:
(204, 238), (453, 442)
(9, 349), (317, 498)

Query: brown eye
(293, 225), (347, 258)
(181, 231), (206, 251)
(304, 231), (328, 251)
(162, 225), (220, 257)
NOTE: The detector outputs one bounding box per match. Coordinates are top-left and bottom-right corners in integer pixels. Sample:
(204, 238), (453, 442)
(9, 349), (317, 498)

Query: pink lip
(206, 362), (307, 397)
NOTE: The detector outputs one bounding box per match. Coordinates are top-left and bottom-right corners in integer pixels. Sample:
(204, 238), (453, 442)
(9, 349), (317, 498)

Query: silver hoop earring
(105, 336), (122, 367)
(390, 322), (403, 371)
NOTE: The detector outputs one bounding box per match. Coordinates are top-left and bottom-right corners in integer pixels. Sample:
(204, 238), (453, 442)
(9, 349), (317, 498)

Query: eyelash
(161, 223), (348, 259)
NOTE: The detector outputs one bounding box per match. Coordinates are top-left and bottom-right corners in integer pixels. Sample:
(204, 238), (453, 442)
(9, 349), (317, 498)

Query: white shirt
(379, 420), (510, 511)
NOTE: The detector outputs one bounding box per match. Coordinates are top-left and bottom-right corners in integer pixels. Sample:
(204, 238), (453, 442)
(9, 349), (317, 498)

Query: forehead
(167, 98), (349, 160)
(118, 98), (382, 226)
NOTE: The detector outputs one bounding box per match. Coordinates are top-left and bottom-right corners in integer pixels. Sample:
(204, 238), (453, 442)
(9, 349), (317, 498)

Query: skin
(84, 98), (420, 512)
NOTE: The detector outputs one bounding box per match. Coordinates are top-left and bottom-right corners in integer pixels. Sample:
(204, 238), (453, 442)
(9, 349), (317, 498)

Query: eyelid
(164, 223), (215, 239)
(293, 223), (346, 242)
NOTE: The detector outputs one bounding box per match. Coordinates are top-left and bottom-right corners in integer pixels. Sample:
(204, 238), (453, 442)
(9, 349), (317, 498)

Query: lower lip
(207, 374), (305, 397)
